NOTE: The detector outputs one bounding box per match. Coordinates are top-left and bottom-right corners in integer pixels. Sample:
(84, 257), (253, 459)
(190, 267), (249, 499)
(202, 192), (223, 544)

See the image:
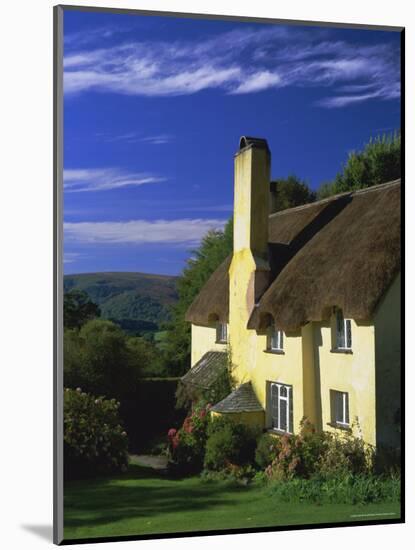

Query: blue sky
(63, 9), (401, 276)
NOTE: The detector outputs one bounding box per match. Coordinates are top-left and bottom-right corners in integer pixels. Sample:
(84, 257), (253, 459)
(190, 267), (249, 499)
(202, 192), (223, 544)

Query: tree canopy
(271, 175), (316, 212)
(64, 289), (101, 329)
(317, 132), (401, 199)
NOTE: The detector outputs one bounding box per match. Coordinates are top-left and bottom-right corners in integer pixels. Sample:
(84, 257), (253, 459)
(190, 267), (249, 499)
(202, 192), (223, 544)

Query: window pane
(345, 393), (350, 424)
(336, 311), (345, 348)
(346, 320), (352, 349)
(280, 385), (287, 398)
(271, 384), (279, 428)
(279, 331), (283, 350)
(288, 386), (293, 433)
(335, 392), (343, 422)
(280, 399), (287, 431)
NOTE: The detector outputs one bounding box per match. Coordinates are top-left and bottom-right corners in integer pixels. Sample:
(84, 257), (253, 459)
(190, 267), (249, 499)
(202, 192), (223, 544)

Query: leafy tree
(271, 175), (316, 212)
(64, 289), (100, 329)
(163, 219), (233, 375)
(316, 131), (401, 199)
(64, 319), (140, 397)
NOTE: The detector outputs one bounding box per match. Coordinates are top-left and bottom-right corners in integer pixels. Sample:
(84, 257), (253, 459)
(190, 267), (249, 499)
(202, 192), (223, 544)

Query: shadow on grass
(64, 464), (249, 530)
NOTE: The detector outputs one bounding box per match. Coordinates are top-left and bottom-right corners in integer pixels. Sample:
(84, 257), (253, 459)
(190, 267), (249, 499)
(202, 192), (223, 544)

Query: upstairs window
(335, 309), (352, 350)
(267, 323), (284, 352)
(330, 389), (350, 427)
(269, 382), (293, 433)
(216, 322), (228, 344)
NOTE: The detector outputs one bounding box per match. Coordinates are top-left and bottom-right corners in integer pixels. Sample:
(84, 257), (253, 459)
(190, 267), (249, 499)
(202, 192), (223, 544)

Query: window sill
(326, 422), (352, 432)
(330, 348), (353, 354)
(266, 428), (292, 436)
(264, 349), (285, 355)
(215, 340), (227, 345)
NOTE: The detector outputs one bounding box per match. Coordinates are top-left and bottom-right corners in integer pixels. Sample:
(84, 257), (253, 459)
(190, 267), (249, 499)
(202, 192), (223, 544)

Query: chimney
(229, 136), (271, 381)
(233, 136), (271, 259)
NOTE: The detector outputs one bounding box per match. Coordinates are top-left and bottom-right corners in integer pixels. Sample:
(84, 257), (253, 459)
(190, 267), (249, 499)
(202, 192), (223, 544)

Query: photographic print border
(53, 4), (405, 545)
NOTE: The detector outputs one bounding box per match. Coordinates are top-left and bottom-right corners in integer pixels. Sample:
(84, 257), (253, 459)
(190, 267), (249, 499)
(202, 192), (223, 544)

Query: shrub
(64, 388), (129, 479)
(255, 433), (281, 469)
(204, 416), (258, 472)
(263, 418), (374, 481)
(167, 403), (211, 475)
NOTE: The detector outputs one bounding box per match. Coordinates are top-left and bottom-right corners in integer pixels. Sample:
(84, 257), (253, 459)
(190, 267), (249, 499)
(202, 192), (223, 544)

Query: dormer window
(216, 322), (228, 344)
(334, 309), (352, 351)
(267, 323), (284, 353)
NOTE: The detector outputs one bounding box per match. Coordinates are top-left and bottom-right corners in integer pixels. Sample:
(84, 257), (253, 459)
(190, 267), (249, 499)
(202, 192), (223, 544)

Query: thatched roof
(186, 180), (401, 331)
(211, 382), (264, 413)
(180, 351), (227, 390)
(185, 255), (231, 325)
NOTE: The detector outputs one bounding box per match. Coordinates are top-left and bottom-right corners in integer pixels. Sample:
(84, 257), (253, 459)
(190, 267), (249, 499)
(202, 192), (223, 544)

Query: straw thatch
(186, 180), (401, 331)
(185, 255), (231, 325)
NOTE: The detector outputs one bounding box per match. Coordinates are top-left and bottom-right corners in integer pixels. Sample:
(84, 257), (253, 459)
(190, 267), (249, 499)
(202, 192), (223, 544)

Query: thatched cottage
(183, 136), (401, 449)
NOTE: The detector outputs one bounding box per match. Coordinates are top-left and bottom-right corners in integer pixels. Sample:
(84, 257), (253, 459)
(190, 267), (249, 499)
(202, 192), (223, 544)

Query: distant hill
(63, 272), (178, 335)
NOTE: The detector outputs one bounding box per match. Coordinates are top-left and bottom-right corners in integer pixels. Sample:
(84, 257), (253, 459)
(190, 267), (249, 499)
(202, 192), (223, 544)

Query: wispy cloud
(63, 168), (165, 192)
(64, 218), (226, 245)
(95, 132), (174, 145)
(63, 25), (400, 107)
(64, 252), (82, 264)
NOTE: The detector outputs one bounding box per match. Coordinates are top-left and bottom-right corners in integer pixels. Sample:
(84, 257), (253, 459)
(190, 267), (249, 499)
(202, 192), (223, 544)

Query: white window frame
(268, 324), (284, 352)
(269, 382), (293, 433)
(335, 309), (352, 350)
(331, 390), (350, 427)
(216, 322), (227, 343)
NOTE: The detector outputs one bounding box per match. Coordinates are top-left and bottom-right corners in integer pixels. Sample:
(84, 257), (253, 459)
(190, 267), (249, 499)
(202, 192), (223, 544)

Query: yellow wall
(314, 317), (376, 445)
(190, 324), (227, 367)
(374, 274), (401, 448)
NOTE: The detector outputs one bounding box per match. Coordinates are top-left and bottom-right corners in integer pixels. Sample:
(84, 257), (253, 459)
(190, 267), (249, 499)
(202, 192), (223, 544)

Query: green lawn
(64, 463), (400, 541)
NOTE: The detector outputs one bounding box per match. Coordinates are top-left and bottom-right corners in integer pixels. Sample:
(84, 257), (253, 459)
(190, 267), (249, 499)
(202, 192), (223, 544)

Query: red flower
(199, 409), (207, 419)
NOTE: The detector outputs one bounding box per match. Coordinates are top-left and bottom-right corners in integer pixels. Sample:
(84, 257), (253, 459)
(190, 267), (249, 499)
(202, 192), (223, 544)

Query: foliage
(64, 289), (100, 329)
(201, 464), (256, 485)
(262, 418), (374, 481)
(255, 432), (282, 469)
(64, 319), (141, 398)
(317, 131), (401, 199)
(271, 175), (316, 212)
(163, 219), (233, 375)
(266, 474), (400, 505)
(64, 387), (129, 479)
(167, 403), (211, 474)
(204, 416), (259, 472)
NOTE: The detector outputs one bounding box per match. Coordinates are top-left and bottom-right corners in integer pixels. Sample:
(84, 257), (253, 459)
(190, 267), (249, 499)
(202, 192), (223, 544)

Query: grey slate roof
(211, 382), (264, 413)
(180, 351), (227, 390)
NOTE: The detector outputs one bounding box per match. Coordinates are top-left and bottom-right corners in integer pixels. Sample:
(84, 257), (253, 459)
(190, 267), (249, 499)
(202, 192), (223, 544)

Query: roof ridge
(269, 178), (401, 218)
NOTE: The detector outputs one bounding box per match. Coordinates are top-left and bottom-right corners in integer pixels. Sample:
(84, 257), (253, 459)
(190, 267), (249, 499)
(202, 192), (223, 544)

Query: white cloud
(64, 219), (226, 245)
(63, 168), (165, 192)
(63, 252), (82, 264)
(63, 26), (400, 107)
(231, 71), (281, 94)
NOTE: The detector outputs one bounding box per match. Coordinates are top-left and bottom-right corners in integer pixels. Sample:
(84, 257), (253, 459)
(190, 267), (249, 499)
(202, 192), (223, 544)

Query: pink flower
(168, 428), (177, 439)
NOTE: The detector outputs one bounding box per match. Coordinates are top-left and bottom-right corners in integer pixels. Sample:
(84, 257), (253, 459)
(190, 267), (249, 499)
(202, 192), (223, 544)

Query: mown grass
(64, 463), (400, 541)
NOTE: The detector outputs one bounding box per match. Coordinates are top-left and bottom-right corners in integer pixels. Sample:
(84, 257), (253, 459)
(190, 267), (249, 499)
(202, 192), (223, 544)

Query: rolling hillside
(64, 272), (178, 334)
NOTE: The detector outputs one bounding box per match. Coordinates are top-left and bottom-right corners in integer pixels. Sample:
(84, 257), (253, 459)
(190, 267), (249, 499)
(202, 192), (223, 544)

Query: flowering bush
(167, 403), (211, 474)
(64, 387), (129, 479)
(262, 418), (374, 481)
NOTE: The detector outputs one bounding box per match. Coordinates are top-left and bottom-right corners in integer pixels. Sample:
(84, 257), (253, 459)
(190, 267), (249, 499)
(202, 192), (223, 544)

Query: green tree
(163, 219), (233, 375)
(271, 175), (316, 212)
(316, 131), (401, 199)
(64, 319), (140, 398)
(64, 289), (100, 329)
